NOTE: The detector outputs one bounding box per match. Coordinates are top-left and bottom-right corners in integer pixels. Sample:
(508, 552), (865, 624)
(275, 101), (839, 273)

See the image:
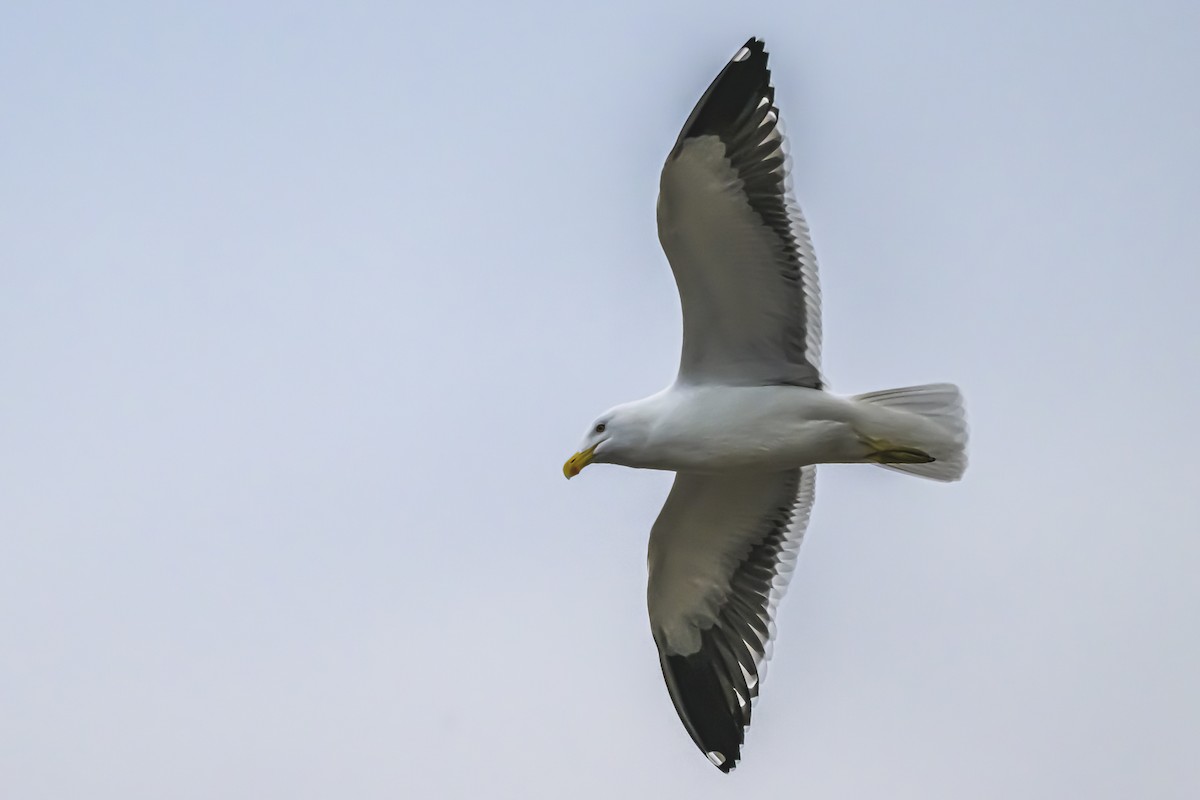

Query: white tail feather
(853, 383), (968, 482)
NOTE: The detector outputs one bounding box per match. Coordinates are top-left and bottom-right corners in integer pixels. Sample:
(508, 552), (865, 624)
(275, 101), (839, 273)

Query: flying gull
(563, 38), (968, 773)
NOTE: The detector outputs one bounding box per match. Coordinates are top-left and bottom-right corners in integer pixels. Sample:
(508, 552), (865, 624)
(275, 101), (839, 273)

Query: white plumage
(563, 38), (968, 773)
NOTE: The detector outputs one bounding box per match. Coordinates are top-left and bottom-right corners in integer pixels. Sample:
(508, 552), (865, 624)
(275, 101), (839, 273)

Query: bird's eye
(595, 423), (606, 434)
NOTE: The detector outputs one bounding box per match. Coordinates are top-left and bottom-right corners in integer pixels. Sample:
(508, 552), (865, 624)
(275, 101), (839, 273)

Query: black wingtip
(672, 38), (774, 154)
(659, 630), (750, 773)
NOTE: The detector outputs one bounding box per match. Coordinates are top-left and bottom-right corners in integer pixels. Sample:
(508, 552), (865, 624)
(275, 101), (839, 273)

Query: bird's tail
(853, 383), (968, 482)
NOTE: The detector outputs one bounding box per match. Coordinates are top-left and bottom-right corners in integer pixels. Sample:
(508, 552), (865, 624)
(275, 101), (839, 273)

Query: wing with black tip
(657, 38), (823, 389)
(646, 467), (816, 771)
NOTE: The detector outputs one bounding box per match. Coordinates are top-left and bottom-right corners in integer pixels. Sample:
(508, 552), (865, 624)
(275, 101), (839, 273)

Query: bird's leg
(860, 435), (936, 464)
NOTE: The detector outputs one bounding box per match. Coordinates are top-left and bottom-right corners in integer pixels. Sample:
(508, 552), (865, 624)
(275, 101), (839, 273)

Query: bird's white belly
(635, 385), (870, 473)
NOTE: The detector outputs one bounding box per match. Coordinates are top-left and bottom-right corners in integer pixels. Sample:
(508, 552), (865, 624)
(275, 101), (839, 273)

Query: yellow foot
(862, 436), (936, 465)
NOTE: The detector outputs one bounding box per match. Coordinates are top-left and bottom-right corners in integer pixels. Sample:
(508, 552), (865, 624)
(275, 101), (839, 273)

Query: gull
(563, 38), (968, 773)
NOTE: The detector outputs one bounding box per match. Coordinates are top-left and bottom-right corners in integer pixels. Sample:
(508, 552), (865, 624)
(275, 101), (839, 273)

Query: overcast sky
(3, 1), (1199, 798)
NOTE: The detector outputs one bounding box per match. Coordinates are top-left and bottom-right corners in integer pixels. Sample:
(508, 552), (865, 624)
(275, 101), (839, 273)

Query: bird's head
(563, 405), (644, 478)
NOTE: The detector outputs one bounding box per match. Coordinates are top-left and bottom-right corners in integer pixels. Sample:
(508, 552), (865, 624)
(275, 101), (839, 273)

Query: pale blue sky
(3, 1), (1199, 797)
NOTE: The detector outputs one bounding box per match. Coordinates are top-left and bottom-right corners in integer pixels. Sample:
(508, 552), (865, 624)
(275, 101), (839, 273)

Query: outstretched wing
(657, 37), (822, 389)
(646, 467), (816, 772)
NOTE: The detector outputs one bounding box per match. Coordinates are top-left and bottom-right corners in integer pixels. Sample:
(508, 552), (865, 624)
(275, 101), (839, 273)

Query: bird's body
(597, 384), (955, 473)
(602, 384), (860, 472)
(563, 38), (968, 773)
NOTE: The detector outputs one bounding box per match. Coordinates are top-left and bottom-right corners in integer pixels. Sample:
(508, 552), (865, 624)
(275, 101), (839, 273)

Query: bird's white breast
(625, 384), (868, 472)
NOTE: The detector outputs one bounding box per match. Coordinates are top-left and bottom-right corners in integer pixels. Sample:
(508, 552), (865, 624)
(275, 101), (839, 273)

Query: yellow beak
(563, 445), (597, 479)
